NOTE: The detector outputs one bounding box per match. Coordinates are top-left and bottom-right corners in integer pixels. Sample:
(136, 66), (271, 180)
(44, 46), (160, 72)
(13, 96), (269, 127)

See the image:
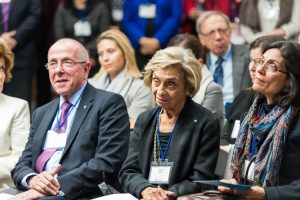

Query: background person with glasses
(11, 38), (130, 199)
(221, 35), (285, 145)
(218, 41), (300, 200)
(196, 11), (251, 115)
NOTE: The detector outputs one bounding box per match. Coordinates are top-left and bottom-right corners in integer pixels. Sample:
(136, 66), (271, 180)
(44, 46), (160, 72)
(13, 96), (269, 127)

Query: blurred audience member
(221, 35), (285, 145)
(89, 30), (154, 128)
(0, 39), (30, 190)
(1, 0), (41, 104)
(239, 0), (300, 43)
(122, 0), (182, 70)
(36, 0), (63, 106)
(180, 0), (203, 34)
(54, 0), (111, 76)
(196, 11), (251, 112)
(119, 47), (220, 199)
(168, 33), (224, 127)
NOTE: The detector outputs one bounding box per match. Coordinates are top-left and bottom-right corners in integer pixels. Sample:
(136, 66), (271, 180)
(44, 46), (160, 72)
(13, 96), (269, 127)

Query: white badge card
(231, 120), (240, 139)
(138, 4), (156, 19)
(74, 20), (92, 37)
(243, 160), (255, 181)
(148, 161), (173, 184)
(0, 0), (11, 3)
(44, 130), (67, 149)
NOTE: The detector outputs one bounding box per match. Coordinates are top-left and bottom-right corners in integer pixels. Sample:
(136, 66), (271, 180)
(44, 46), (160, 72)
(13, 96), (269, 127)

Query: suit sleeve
(266, 180), (300, 200)
(57, 94), (130, 199)
(119, 113), (154, 198)
(13, 0), (41, 47)
(167, 116), (220, 197)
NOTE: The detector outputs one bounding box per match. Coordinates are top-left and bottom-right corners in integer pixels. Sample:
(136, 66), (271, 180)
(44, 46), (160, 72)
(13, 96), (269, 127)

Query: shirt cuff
(21, 173), (38, 189)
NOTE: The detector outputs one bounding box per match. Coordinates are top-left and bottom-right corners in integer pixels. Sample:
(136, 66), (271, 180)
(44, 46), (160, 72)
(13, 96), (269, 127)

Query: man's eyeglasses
(249, 58), (288, 74)
(200, 28), (229, 38)
(45, 59), (86, 70)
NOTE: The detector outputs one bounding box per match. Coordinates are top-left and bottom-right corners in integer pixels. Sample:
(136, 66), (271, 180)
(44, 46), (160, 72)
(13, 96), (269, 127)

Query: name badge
(139, 4), (156, 19)
(44, 130), (67, 149)
(243, 160), (255, 181)
(231, 120), (240, 139)
(148, 160), (173, 184)
(112, 9), (123, 21)
(74, 20), (92, 37)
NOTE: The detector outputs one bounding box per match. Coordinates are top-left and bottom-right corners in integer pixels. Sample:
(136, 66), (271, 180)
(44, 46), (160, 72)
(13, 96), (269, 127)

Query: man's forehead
(202, 15), (227, 29)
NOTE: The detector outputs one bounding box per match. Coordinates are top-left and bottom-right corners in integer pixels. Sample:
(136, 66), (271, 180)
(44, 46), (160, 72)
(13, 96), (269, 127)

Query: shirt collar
(59, 81), (87, 107)
(209, 43), (232, 64)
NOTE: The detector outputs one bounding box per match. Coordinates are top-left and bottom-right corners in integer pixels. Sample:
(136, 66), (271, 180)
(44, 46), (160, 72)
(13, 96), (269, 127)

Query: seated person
(119, 47), (220, 200)
(218, 41), (300, 200)
(221, 35), (285, 144)
(0, 39), (30, 190)
(89, 30), (154, 128)
(11, 38), (130, 199)
(168, 33), (224, 127)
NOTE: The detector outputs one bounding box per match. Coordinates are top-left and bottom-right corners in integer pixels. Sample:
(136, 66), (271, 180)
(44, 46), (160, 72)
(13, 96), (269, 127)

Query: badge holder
(148, 159), (173, 185)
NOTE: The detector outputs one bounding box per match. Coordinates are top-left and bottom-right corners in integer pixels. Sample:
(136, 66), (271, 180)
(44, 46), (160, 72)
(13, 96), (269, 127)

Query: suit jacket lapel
(32, 100), (59, 164)
(232, 45), (246, 96)
(61, 84), (94, 159)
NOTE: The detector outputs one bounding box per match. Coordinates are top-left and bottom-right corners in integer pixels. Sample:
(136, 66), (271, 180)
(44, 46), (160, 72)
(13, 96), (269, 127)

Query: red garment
(181, 0), (197, 33)
(204, 0), (240, 21)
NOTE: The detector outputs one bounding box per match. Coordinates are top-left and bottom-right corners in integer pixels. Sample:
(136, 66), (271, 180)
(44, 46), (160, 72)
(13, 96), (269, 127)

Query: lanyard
(154, 107), (177, 162)
(55, 84), (86, 129)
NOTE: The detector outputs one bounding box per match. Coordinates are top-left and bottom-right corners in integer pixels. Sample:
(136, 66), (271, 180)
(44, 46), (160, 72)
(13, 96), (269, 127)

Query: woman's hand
(218, 179), (266, 200)
(218, 178), (237, 195)
(141, 187), (175, 200)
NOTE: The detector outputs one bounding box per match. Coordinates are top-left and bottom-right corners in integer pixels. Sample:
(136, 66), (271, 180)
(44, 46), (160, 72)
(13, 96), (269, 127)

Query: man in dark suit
(1, 0), (41, 104)
(196, 11), (251, 111)
(11, 38), (130, 199)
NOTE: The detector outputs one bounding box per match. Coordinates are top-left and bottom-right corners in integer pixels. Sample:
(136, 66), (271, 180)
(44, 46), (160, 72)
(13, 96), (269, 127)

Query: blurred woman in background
(89, 30), (153, 128)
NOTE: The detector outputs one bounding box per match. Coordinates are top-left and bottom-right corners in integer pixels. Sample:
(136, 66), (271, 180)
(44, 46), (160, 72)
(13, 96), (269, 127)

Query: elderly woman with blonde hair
(0, 39), (30, 190)
(89, 30), (154, 128)
(119, 47), (220, 200)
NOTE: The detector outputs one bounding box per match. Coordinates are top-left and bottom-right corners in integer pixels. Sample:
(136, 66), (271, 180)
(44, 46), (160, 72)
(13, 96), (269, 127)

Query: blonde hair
(144, 47), (202, 97)
(93, 30), (142, 79)
(0, 38), (14, 83)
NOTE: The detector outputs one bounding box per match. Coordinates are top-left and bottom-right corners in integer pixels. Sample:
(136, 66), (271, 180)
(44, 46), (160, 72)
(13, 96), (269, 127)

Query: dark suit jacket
(11, 84), (130, 199)
(119, 98), (220, 199)
(5, 0), (41, 66)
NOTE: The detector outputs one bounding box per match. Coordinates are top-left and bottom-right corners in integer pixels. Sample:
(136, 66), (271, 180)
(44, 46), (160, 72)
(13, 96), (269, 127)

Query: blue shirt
(208, 44), (234, 105)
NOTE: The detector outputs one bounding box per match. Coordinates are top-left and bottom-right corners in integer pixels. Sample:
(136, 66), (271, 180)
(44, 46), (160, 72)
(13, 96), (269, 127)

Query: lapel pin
(84, 105), (86, 109)
(194, 119), (197, 123)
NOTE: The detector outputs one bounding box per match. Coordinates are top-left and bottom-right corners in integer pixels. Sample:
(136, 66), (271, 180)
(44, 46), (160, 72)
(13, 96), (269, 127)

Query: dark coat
(119, 98), (220, 199)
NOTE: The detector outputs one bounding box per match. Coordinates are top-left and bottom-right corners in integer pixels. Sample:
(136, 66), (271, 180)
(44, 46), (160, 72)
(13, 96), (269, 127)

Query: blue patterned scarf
(231, 96), (298, 186)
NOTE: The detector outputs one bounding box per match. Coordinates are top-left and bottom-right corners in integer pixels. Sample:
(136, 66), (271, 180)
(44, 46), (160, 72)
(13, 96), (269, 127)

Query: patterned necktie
(1, 3), (10, 32)
(213, 57), (224, 86)
(55, 101), (72, 133)
(35, 101), (72, 173)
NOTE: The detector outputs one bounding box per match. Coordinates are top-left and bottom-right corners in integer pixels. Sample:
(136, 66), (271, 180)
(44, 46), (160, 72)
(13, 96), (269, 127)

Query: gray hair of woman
(263, 41), (300, 107)
(144, 46), (202, 97)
